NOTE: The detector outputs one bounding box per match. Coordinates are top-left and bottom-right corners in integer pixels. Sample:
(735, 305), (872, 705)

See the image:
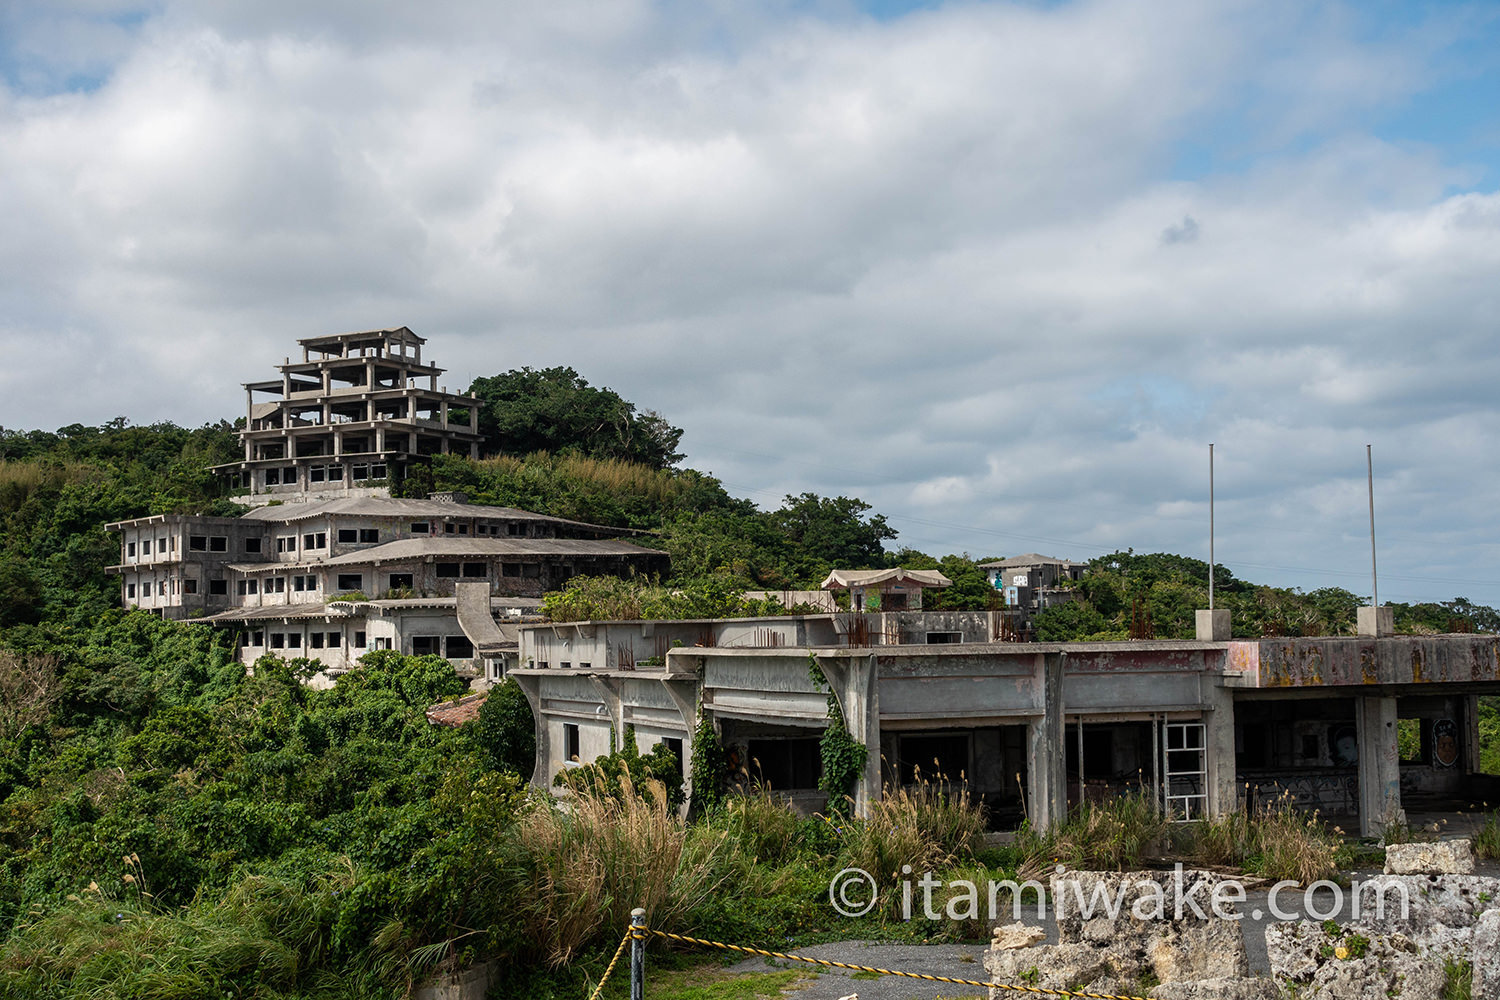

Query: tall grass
(1189, 796), (1339, 884)
(515, 771), (733, 966)
(0, 865), (404, 999)
(1022, 790), (1168, 873)
(1475, 809), (1500, 860)
(840, 775), (987, 888)
(472, 452), (690, 508)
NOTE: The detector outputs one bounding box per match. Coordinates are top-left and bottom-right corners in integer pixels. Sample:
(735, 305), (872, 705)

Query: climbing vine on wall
(808, 655), (866, 815)
(690, 704), (728, 815)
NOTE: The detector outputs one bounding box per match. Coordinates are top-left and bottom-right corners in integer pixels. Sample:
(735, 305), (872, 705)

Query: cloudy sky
(3, 0), (1499, 604)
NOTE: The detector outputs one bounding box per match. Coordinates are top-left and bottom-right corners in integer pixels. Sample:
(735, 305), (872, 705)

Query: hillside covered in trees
(3, 372), (1500, 997)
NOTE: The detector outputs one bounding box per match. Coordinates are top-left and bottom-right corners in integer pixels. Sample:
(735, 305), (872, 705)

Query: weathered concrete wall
(1244, 635), (1500, 687)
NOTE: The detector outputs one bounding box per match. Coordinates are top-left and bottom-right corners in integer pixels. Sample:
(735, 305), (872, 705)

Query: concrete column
(364, 359), (374, 390)
(591, 677), (625, 753)
(818, 652), (881, 817)
(661, 678), (701, 817)
(512, 674), (549, 788)
(1356, 695), (1404, 837)
(375, 426), (385, 453)
(408, 395), (417, 419)
(321, 369), (330, 394)
(1026, 652), (1067, 829)
(1196, 609), (1231, 641)
(1203, 680), (1239, 817)
(440, 400), (449, 427)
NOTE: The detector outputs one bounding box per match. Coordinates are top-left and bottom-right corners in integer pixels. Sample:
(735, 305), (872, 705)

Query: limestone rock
(990, 921), (1045, 950)
(1303, 951), (1444, 1000)
(1474, 909), (1500, 1000)
(984, 941), (1121, 994)
(1384, 838), (1475, 875)
(1150, 978), (1283, 1000)
(1266, 917), (1466, 1000)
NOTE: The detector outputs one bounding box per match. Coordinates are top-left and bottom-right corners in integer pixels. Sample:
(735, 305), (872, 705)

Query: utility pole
(1367, 444), (1378, 608)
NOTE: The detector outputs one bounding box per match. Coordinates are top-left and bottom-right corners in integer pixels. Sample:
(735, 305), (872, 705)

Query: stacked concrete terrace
(212, 327), (486, 500)
(512, 618), (1500, 837)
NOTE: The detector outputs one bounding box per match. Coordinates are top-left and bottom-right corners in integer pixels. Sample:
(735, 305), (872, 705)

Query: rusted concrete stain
(1411, 644), (1427, 683)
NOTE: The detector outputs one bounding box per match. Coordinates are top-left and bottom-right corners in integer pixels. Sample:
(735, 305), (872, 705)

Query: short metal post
(630, 908), (646, 1000)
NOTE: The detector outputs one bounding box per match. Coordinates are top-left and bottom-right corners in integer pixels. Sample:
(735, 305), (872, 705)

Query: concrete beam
(1356, 694), (1404, 837)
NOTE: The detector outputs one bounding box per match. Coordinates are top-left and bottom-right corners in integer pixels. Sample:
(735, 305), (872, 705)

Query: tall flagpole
(1209, 443), (1215, 611)
(1367, 444), (1378, 608)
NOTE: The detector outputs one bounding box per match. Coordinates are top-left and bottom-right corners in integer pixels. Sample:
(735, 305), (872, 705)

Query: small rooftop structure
(425, 692), (488, 728)
(820, 568), (952, 612)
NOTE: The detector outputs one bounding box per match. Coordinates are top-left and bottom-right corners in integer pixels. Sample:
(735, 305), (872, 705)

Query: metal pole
(630, 908), (646, 1000)
(1367, 445), (1378, 608)
(1209, 443), (1215, 611)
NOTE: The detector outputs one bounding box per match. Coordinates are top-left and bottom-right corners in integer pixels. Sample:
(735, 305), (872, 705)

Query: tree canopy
(467, 366), (684, 469)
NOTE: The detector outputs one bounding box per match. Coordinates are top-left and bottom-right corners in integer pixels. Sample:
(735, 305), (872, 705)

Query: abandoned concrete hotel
(105, 328), (668, 683)
(101, 327), (1500, 833)
(514, 602), (1500, 837)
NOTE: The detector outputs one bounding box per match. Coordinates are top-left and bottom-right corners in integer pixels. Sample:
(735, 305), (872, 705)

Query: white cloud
(2, 0), (1499, 602)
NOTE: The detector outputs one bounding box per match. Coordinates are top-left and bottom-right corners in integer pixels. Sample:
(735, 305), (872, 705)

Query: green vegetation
(468, 366), (685, 470)
(1032, 549), (1500, 640)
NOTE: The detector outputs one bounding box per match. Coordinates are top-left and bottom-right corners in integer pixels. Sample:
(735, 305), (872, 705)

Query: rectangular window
(412, 636), (439, 656)
(457, 524), (469, 535)
(303, 534), (315, 549)
(209, 536), (227, 552)
(284, 467), (297, 484)
(338, 529), (358, 543)
(355, 631), (367, 647)
(375, 637), (391, 650)
(352, 464), (369, 480)
(287, 633), (301, 649)
(184, 579), (198, 595)
(508, 522), (524, 535)
(310, 466), (326, 483)
(244, 537), (261, 553)
(265, 469), (280, 486)
(159, 538), (170, 553)
(293, 575), (304, 592)
(272, 577), (286, 593)
(337, 574), (363, 592)
(126, 583), (136, 598)
(251, 630), (264, 646)
(371, 464), (386, 479)
(446, 635), (474, 659)
(327, 633), (341, 648)
(444, 523), (456, 534)
(359, 528), (378, 543)
(127, 541), (136, 557)
(316, 533), (326, 548)
(209, 579), (227, 596)
(521, 563), (541, 578)
(565, 724), (581, 762)
(276, 537), (289, 553)
(270, 633), (285, 649)
(189, 535), (208, 551)
(435, 563), (461, 578)
(310, 632), (324, 649)
(237, 580), (247, 596)
(462, 562), (486, 578)
(410, 522), (430, 533)
(388, 573), (413, 590)
(502, 563), (520, 577)
(246, 579), (259, 595)
(925, 631), (963, 644)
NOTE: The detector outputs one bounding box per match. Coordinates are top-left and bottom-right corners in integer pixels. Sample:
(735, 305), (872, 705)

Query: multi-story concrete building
(980, 554), (1087, 618)
(211, 327), (486, 501)
(107, 327), (672, 684)
(108, 493), (669, 684)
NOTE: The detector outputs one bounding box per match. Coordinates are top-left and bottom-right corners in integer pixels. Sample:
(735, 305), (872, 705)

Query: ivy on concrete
(808, 654), (866, 816)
